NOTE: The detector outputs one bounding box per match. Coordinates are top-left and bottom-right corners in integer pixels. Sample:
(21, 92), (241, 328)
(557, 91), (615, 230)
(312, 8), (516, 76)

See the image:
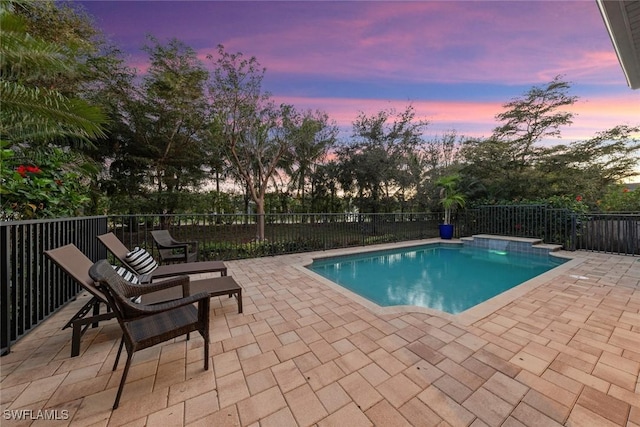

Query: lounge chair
(97, 232), (227, 281)
(45, 245), (117, 357)
(46, 244), (241, 357)
(151, 229), (198, 264)
(89, 259), (210, 410)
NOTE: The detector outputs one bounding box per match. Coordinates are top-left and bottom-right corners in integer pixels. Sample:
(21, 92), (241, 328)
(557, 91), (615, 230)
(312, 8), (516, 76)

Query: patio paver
(1, 239), (639, 426)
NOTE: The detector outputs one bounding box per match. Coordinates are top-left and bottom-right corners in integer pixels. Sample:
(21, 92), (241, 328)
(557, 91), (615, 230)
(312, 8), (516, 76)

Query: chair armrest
(166, 239), (198, 251)
(128, 275), (190, 298)
(123, 291), (210, 315)
(186, 241), (199, 256)
(157, 242), (189, 250)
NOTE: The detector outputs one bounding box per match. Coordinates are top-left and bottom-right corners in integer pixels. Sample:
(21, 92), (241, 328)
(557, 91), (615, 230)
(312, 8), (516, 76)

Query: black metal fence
(461, 205), (639, 255)
(1, 212), (441, 355)
(1, 216), (108, 356)
(106, 212), (442, 262)
(459, 205), (576, 249)
(2, 208), (638, 356)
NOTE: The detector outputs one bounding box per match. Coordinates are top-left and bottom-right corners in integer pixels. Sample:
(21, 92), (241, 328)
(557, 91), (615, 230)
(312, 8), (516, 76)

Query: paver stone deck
(1, 239), (638, 426)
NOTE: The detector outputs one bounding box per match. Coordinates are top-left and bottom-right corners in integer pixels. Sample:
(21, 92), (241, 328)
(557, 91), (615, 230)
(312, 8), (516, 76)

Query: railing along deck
(1, 217), (108, 355)
(2, 208), (638, 356)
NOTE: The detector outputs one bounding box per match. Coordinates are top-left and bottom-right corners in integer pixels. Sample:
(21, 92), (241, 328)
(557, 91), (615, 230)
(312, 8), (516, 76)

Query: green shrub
(1, 146), (93, 220)
(598, 186), (640, 212)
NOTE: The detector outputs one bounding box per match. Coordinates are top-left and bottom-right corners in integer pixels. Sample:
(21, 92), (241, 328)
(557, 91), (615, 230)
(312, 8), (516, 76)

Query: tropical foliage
(0, 0), (106, 219)
(336, 106), (428, 213)
(1, 0), (638, 224)
(598, 185), (640, 212)
(0, 0), (106, 146)
(1, 144), (95, 219)
(435, 174), (466, 225)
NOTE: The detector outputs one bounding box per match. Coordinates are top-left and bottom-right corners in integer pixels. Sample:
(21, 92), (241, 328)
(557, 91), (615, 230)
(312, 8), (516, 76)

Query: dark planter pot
(439, 224), (454, 239)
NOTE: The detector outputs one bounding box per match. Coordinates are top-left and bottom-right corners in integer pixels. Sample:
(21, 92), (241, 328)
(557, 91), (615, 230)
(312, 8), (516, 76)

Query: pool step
(535, 243), (563, 252)
(462, 234), (563, 255)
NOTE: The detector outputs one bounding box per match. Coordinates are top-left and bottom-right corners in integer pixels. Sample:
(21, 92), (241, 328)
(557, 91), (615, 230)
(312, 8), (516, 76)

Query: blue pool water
(308, 244), (567, 314)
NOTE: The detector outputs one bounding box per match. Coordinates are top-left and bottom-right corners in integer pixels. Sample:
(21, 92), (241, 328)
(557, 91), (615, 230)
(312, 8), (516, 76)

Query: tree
(336, 105), (428, 213)
(435, 174), (466, 225)
(103, 37), (210, 215)
(0, 0), (107, 219)
(0, 1), (106, 147)
(15, 0), (102, 96)
(143, 37), (209, 213)
(459, 137), (516, 200)
(309, 161), (344, 213)
(492, 75), (577, 167)
(460, 77), (578, 201)
(418, 131), (463, 211)
(208, 45), (296, 240)
(538, 125), (640, 202)
(460, 77), (639, 205)
(203, 118), (231, 205)
(281, 110), (338, 213)
(423, 131), (461, 174)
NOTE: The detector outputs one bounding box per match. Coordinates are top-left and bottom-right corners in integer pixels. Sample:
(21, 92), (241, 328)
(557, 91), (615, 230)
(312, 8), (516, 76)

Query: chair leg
(92, 302), (101, 328)
(70, 311), (116, 358)
(113, 350), (133, 410)
(113, 337), (125, 371)
(71, 321), (82, 358)
(204, 334), (209, 370)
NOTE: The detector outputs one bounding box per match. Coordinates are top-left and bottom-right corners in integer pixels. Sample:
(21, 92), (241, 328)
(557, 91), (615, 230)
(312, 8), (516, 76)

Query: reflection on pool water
(308, 244), (567, 314)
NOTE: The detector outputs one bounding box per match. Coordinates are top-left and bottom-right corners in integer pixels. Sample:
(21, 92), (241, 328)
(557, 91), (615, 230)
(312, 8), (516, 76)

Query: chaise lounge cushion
(124, 247), (158, 275)
(112, 265), (139, 284)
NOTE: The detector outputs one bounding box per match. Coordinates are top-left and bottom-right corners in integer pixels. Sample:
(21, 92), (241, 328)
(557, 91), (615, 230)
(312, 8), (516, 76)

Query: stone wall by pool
(461, 234), (562, 256)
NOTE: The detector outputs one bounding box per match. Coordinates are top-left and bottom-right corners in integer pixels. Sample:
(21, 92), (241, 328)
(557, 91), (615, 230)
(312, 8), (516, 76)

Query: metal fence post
(570, 212), (577, 251)
(1, 225), (10, 355)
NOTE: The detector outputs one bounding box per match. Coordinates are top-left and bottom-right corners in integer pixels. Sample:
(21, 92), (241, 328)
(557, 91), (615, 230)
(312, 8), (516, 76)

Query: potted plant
(435, 174), (466, 239)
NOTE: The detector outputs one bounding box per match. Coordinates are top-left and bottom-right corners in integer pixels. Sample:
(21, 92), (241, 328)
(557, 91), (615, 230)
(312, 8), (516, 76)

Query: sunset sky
(79, 1), (638, 146)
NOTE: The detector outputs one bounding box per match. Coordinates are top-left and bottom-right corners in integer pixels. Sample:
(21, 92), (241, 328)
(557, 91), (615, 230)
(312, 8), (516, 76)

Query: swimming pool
(308, 244), (567, 314)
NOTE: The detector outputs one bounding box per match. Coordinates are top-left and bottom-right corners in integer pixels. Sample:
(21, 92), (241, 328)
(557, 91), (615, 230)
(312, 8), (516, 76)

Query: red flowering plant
(1, 145), (92, 220)
(543, 195), (589, 214)
(599, 185), (640, 212)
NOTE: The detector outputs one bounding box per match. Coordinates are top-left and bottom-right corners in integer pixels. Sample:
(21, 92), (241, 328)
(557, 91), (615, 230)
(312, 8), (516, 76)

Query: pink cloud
(544, 50), (625, 84)
(274, 95), (502, 140)
(273, 94), (639, 145)
(87, 1), (636, 150)
(207, 1), (614, 86)
(564, 95), (640, 141)
(102, 1), (625, 88)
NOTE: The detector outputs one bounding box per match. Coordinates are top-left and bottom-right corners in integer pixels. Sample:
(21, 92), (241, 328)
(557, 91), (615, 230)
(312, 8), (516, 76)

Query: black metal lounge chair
(97, 232), (227, 281)
(89, 259), (210, 410)
(150, 229), (199, 264)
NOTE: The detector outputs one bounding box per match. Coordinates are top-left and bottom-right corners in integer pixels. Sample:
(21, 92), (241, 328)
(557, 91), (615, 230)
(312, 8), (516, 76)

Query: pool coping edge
(295, 238), (582, 326)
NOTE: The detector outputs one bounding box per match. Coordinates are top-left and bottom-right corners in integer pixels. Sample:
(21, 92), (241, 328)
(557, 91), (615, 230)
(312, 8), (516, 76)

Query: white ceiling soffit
(597, 0), (640, 89)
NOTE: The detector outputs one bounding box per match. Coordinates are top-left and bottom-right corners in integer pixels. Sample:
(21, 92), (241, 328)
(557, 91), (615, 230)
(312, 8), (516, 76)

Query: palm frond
(1, 80), (106, 144)
(0, 9), (74, 80)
